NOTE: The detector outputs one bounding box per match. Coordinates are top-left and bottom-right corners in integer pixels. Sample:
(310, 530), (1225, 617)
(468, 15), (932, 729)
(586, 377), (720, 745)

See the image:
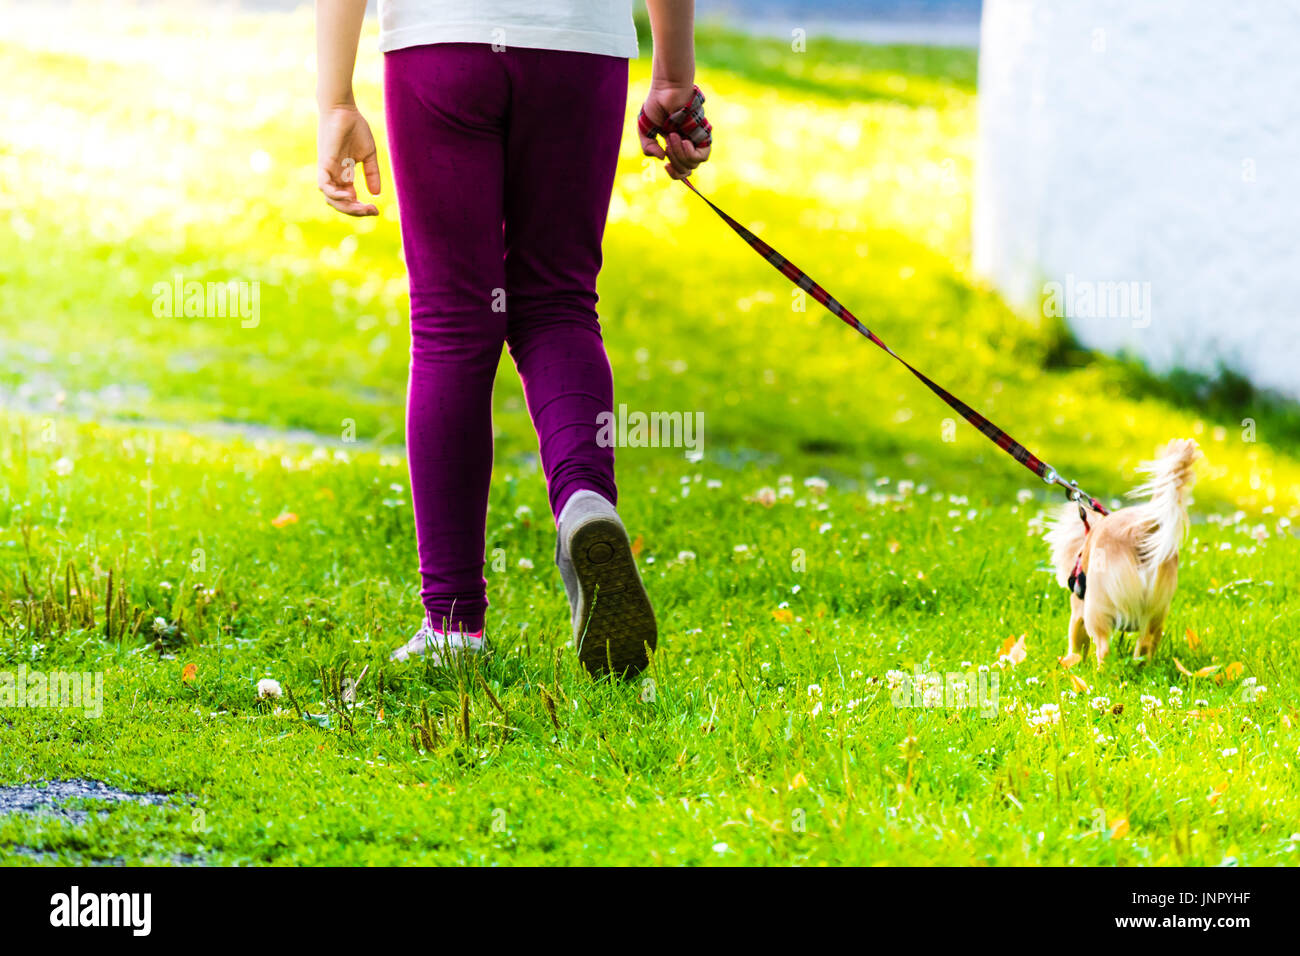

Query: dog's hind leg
(1066, 604), (1089, 662)
(1134, 614), (1164, 662)
(1083, 606), (1113, 664)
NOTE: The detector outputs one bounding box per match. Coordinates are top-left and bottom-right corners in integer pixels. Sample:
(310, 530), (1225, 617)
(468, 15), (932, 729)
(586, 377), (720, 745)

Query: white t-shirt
(378, 1), (639, 58)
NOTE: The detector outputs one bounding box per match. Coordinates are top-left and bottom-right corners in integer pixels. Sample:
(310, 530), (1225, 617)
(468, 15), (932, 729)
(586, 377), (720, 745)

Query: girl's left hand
(317, 105), (381, 216)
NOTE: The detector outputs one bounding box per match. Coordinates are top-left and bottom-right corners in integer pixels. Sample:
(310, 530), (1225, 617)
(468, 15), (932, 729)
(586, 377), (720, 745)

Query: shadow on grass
(1041, 315), (1300, 452)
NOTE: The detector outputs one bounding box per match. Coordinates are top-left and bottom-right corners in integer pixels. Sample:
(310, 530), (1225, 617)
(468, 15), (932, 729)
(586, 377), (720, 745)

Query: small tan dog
(1045, 439), (1202, 664)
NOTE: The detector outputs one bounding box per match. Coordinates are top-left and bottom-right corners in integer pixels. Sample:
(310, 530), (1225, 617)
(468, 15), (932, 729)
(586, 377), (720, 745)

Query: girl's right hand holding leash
(640, 0), (712, 180)
(638, 84), (713, 180)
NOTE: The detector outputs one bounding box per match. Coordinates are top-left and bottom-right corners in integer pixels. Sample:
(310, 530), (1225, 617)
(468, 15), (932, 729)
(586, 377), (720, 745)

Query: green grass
(0, 7), (1297, 865)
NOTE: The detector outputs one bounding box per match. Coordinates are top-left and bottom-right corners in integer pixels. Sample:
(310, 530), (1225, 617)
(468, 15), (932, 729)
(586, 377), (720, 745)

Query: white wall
(974, 0), (1300, 398)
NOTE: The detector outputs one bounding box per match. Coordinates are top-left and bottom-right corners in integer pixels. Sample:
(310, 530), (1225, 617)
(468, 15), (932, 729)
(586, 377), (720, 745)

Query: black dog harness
(1066, 502), (1092, 599)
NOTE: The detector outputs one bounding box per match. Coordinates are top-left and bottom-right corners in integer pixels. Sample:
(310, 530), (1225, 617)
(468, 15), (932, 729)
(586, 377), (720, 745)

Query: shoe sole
(568, 516), (657, 677)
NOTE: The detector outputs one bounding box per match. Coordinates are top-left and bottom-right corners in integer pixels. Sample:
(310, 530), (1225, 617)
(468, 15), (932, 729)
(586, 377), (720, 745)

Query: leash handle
(638, 85), (713, 148)
(677, 177), (1110, 516)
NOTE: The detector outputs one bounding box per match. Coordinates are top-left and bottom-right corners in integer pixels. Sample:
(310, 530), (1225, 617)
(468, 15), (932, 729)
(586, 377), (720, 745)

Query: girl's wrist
(316, 91), (357, 111)
(650, 74), (696, 95)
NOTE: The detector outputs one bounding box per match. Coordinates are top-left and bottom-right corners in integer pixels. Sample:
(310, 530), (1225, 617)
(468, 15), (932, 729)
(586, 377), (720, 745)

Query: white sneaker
(390, 622), (485, 665)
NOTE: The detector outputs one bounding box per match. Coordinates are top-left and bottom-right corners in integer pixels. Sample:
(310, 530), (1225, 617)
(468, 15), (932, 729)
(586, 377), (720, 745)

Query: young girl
(315, 1), (711, 675)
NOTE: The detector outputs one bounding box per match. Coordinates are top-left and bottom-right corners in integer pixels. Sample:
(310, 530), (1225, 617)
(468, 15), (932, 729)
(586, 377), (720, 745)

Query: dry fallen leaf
(887, 540), (901, 554)
(1110, 817), (1130, 839)
(788, 772), (808, 790)
(1224, 662), (1245, 680)
(271, 511), (299, 528)
(772, 608), (794, 624)
(630, 535), (644, 557)
(1208, 781), (1230, 804)
(1068, 673), (1090, 693)
(1173, 659), (1221, 679)
(1000, 634), (1028, 666)
(181, 662), (197, 684)
(1185, 627), (1201, 650)
(1059, 652), (1083, 669)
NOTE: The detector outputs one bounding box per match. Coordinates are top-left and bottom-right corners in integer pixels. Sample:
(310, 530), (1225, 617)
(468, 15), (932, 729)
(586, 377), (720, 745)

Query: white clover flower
(885, 669), (909, 690)
(53, 457), (74, 476)
(1091, 696), (1111, 711)
(1016, 489), (1034, 504)
(676, 550), (697, 562)
(257, 678), (282, 699)
(807, 684), (822, 697)
(1027, 703), (1061, 728)
(803, 476), (829, 493)
(517, 558), (534, 570)
(1221, 747), (1239, 757)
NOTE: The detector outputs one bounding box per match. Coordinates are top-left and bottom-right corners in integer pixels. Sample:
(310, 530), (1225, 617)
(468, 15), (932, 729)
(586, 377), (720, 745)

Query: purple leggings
(384, 44), (627, 633)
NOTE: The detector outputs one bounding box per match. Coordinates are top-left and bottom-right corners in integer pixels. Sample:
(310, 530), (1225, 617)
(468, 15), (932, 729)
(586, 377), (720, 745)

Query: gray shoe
(555, 491), (657, 677)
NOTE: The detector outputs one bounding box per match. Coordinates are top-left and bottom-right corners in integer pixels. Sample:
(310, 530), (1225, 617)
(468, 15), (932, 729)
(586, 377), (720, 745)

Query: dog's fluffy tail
(1045, 502), (1089, 588)
(1129, 438), (1201, 569)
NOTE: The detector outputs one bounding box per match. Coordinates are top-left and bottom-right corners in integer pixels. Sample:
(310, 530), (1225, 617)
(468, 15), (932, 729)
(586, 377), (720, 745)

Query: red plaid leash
(639, 89), (1107, 514)
(682, 177), (1109, 515)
